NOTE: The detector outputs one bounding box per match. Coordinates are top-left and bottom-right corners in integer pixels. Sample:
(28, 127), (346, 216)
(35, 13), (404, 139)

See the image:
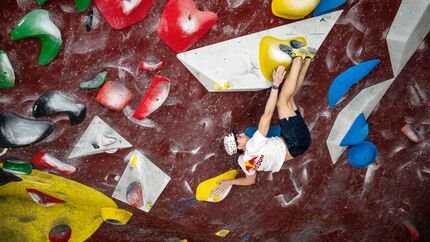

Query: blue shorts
(278, 110), (311, 157)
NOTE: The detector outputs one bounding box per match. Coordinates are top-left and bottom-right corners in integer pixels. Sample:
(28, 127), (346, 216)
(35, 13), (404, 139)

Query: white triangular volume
(177, 10), (343, 92)
(68, 116), (132, 159)
(386, 0), (430, 77)
(112, 150), (171, 212)
(326, 79), (394, 164)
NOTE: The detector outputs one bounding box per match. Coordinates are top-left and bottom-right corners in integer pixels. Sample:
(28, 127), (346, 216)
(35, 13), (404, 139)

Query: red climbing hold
(133, 75), (171, 120)
(402, 221), (419, 242)
(400, 124), (425, 143)
(139, 60), (164, 72)
(157, 0), (217, 52)
(30, 151), (77, 176)
(95, 0), (154, 29)
(26, 188), (65, 207)
(95, 81), (132, 112)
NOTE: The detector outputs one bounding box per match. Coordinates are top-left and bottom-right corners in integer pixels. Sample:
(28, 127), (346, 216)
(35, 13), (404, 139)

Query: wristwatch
(272, 85), (279, 90)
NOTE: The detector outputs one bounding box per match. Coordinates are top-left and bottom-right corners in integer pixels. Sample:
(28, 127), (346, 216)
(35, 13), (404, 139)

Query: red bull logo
(244, 156), (257, 172)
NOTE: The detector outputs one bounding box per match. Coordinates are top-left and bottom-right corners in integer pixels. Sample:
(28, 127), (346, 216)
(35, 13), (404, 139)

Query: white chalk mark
(123, 106), (157, 128)
(362, 163), (379, 195)
(184, 180), (193, 194)
(204, 153), (215, 161)
(397, 161), (416, 173)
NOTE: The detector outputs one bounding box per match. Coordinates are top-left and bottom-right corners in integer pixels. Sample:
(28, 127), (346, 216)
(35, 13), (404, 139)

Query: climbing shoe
(279, 44), (306, 59)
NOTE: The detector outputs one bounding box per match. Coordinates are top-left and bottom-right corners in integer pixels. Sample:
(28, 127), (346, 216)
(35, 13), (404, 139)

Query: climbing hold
(100, 207), (133, 225)
(86, 7), (94, 31)
(133, 75), (171, 120)
(0, 50), (15, 88)
(215, 229), (230, 237)
(402, 220), (419, 242)
(223, 82), (231, 89)
(157, 0), (217, 52)
(139, 60), (163, 72)
(95, 0), (154, 29)
(196, 170), (237, 202)
(340, 113), (369, 146)
(26, 188), (65, 207)
(328, 59), (381, 108)
(400, 124), (425, 143)
(31, 151), (77, 176)
(79, 71), (107, 89)
(314, 0), (347, 16)
(49, 224), (72, 242)
(272, 0), (320, 20)
(245, 126), (281, 138)
(213, 82), (222, 91)
(95, 81), (132, 112)
(68, 116), (132, 159)
(3, 159), (32, 175)
(37, 0), (92, 12)
(347, 141), (377, 168)
(0, 112), (54, 148)
(259, 36), (308, 81)
(113, 150), (171, 212)
(33, 91), (86, 125)
(0, 168), (22, 186)
(10, 10), (62, 65)
(130, 155), (138, 167)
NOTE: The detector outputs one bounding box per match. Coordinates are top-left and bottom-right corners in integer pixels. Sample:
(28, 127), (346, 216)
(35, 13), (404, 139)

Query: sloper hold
(79, 71), (107, 89)
(313, 0), (347, 16)
(259, 36), (308, 81)
(272, 0), (320, 20)
(195, 170), (237, 202)
(36, 0), (92, 12)
(33, 91), (86, 125)
(0, 50), (15, 88)
(133, 75), (171, 120)
(386, 0), (430, 77)
(10, 9), (62, 65)
(0, 112), (54, 148)
(177, 10), (342, 92)
(95, 81), (132, 112)
(95, 0), (154, 29)
(68, 115), (132, 159)
(340, 113), (369, 146)
(113, 150), (171, 212)
(157, 0), (217, 52)
(326, 79), (394, 164)
(328, 59), (381, 108)
(347, 141), (377, 168)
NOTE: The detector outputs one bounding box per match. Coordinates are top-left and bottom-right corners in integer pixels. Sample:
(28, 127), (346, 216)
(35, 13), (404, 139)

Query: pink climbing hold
(95, 0), (154, 29)
(95, 81), (132, 112)
(26, 188), (65, 207)
(133, 75), (171, 120)
(157, 0), (217, 53)
(30, 151), (77, 176)
(400, 124), (425, 143)
(139, 60), (164, 72)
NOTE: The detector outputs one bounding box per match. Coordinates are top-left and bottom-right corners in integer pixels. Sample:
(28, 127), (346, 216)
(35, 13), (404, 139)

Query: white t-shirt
(238, 130), (287, 176)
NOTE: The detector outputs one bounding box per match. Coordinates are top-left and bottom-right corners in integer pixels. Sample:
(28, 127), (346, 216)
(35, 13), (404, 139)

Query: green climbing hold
(3, 159), (32, 175)
(10, 9), (62, 65)
(0, 50), (15, 88)
(36, 0), (92, 12)
(80, 71), (108, 89)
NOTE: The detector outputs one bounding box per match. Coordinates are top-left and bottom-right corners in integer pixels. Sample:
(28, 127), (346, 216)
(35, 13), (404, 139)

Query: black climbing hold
(0, 168), (22, 186)
(0, 112), (54, 148)
(92, 143), (100, 149)
(86, 8), (94, 32)
(33, 91), (86, 125)
(290, 39), (305, 49)
(279, 44), (294, 54)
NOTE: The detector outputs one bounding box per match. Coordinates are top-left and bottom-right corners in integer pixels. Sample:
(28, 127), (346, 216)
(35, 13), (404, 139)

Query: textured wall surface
(1, 0), (429, 241)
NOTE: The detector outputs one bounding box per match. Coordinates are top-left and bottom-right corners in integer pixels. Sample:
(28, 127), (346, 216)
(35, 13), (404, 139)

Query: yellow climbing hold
(214, 82), (222, 91)
(195, 170), (237, 202)
(272, 0), (320, 20)
(223, 82), (231, 89)
(147, 203), (152, 209)
(215, 229), (230, 237)
(131, 155), (138, 167)
(259, 36), (307, 81)
(101, 207), (133, 225)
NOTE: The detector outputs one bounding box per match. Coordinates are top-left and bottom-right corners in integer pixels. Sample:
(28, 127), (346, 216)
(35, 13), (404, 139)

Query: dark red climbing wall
(1, 0), (429, 241)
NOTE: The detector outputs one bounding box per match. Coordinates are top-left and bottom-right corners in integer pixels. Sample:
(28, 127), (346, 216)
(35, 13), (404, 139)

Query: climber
(216, 41), (315, 193)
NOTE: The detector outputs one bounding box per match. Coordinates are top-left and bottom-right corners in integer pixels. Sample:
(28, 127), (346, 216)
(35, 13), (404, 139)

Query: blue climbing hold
(314, 0), (347, 16)
(340, 113), (369, 146)
(328, 59), (381, 109)
(245, 126), (281, 137)
(348, 141), (377, 168)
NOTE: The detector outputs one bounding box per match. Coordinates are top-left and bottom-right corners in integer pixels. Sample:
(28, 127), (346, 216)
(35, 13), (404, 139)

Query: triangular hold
(326, 79), (394, 164)
(68, 116), (132, 159)
(386, 0), (430, 77)
(177, 10), (343, 92)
